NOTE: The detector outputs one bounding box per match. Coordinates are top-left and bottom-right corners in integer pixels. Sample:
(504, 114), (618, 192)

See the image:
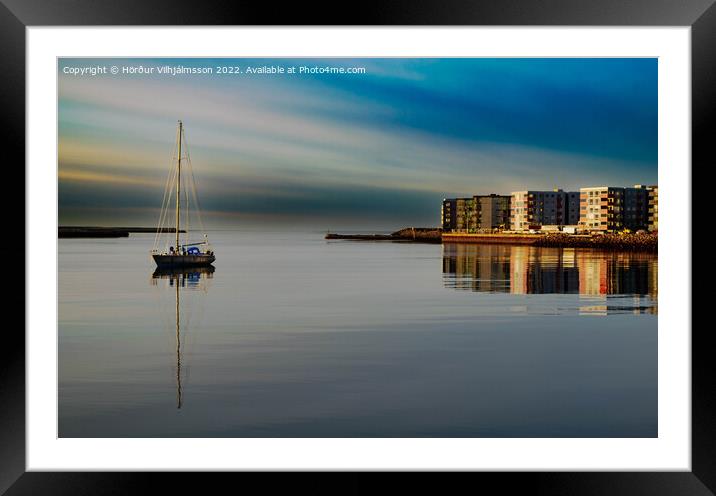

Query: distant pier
(325, 227), (442, 244)
(59, 226), (185, 239)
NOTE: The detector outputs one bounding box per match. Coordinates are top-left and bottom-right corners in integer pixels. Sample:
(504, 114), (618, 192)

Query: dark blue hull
(152, 254), (215, 267)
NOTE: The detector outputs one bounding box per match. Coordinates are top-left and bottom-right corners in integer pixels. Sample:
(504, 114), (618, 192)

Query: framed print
(6, 0), (712, 493)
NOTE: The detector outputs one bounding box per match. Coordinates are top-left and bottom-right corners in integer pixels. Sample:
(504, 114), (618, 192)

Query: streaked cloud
(58, 58), (657, 228)
(59, 168), (161, 187)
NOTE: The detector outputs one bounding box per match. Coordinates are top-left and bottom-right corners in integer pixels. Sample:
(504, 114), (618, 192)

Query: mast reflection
(151, 265), (214, 408)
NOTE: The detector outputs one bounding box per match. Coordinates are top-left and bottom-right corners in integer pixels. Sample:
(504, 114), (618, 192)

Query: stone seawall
(442, 233), (550, 245)
(442, 232), (657, 252)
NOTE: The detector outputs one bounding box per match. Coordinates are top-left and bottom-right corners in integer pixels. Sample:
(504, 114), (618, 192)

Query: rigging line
(165, 122), (184, 250)
(182, 135), (198, 225)
(187, 161), (197, 240)
(154, 149), (175, 250)
(157, 146), (180, 251)
(183, 135), (208, 240)
(183, 173), (191, 243)
(159, 159), (177, 248)
(188, 157), (206, 236)
(158, 133), (181, 251)
(185, 182), (190, 244)
(154, 143), (179, 251)
(185, 169), (190, 245)
(182, 127), (191, 246)
(160, 147), (180, 250)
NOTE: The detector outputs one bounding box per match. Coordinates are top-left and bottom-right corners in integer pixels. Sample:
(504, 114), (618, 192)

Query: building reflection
(150, 265), (214, 408)
(442, 244), (657, 315)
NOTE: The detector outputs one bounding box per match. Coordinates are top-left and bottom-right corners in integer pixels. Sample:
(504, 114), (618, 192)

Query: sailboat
(151, 120), (215, 267)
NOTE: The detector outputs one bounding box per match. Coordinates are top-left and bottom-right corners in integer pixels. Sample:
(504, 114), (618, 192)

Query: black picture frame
(5, 0), (710, 493)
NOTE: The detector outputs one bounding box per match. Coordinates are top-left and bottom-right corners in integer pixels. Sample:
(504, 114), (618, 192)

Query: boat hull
(152, 253), (215, 267)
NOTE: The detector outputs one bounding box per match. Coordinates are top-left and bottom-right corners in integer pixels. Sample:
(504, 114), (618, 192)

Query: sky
(58, 58), (657, 229)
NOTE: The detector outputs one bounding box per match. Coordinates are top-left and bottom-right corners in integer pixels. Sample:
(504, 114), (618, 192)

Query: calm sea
(59, 230), (657, 437)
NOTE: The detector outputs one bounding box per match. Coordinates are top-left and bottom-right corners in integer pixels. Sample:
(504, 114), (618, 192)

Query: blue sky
(58, 58), (657, 228)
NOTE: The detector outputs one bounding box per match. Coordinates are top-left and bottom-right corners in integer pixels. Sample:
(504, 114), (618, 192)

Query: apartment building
(441, 197), (477, 231)
(624, 185), (650, 231)
(579, 184), (657, 232)
(579, 186), (624, 231)
(476, 194), (511, 230)
(442, 194), (511, 232)
(648, 186), (658, 231)
(510, 189), (580, 231)
(565, 191), (581, 226)
(441, 198), (456, 231)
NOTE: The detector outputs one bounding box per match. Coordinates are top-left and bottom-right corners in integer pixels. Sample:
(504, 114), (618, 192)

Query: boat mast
(176, 120), (182, 251)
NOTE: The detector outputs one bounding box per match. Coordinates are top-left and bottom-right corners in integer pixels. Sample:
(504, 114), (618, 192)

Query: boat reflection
(152, 265), (215, 288)
(150, 266), (214, 408)
(442, 244), (657, 315)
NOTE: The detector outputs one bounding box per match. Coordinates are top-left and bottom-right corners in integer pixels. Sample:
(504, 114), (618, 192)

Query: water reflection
(442, 244), (657, 315)
(151, 265), (215, 288)
(150, 266), (214, 408)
